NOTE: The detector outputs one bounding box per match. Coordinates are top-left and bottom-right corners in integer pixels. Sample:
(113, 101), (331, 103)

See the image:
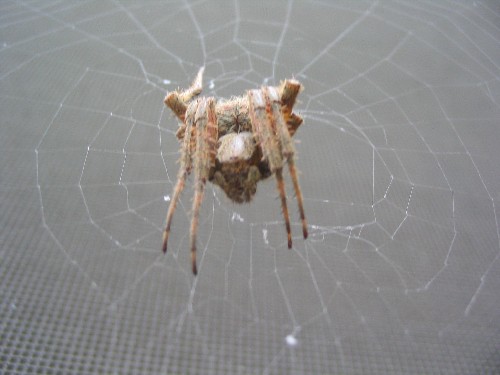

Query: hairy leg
(287, 158), (308, 239)
(249, 87), (293, 248)
(248, 85), (307, 248)
(162, 68), (207, 253)
(270, 85), (308, 240)
(162, 108), (196, 253)
(189, 97), (217, 275)
(275, 168), (292, 248)
(280, 79), (303, 136)
(164, 67), (205, 124)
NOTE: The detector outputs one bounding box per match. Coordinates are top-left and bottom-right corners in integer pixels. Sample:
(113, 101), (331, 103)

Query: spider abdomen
(211, 132), (267, 203)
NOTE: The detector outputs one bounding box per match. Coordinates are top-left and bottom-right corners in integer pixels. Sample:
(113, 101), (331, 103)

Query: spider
(162, 67), (308, 275)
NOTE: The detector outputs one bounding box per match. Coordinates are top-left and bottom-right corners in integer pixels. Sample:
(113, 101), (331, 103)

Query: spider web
(1, 0), (500, 373)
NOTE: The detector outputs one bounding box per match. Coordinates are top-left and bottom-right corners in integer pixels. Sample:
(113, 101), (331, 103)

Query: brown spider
(162, 68), (308, 274)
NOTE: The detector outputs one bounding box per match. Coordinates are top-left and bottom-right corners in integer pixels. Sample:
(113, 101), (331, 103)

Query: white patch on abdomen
(217, 132), (255, 162)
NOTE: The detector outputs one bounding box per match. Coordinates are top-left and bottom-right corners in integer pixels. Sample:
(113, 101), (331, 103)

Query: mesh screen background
(1, 1), (500, 374)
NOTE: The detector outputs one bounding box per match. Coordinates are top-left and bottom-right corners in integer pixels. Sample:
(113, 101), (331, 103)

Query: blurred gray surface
(1, 1), (500, 374)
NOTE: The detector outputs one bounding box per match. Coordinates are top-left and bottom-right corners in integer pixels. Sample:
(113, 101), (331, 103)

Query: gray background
(1, 1), (499, 374)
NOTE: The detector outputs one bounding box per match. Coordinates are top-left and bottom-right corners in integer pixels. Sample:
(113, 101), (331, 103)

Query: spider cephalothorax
(162, 68), (308, 274)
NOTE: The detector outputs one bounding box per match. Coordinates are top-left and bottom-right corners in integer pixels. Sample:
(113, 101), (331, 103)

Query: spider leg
(264, 88), (306, 240)
(180, 67), (205, 103)
(275, 168), (292, 248)
(276, 83), (308, 238)
(280, 79), (304, 136)
(249, 85), (308, 248)
(162, 106), (196, 254)
(249, 88), (293, 248)
(286, 158), (308, 239)
(189, 97), (218, 275)
(164, 67), (205, 123)
(162, 170), (185, 254)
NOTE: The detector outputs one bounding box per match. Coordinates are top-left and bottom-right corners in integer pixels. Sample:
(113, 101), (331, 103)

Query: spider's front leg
(162, 104), (196, 254)
(277, 81), (308, 240)
(164, 67), (205, 138)
(188, 97), (218, 275)
(162, 96), (217, 275)
(279, 79), (304, 136)
(248, 85), (308, 249)
(248, 88), (292, 248)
